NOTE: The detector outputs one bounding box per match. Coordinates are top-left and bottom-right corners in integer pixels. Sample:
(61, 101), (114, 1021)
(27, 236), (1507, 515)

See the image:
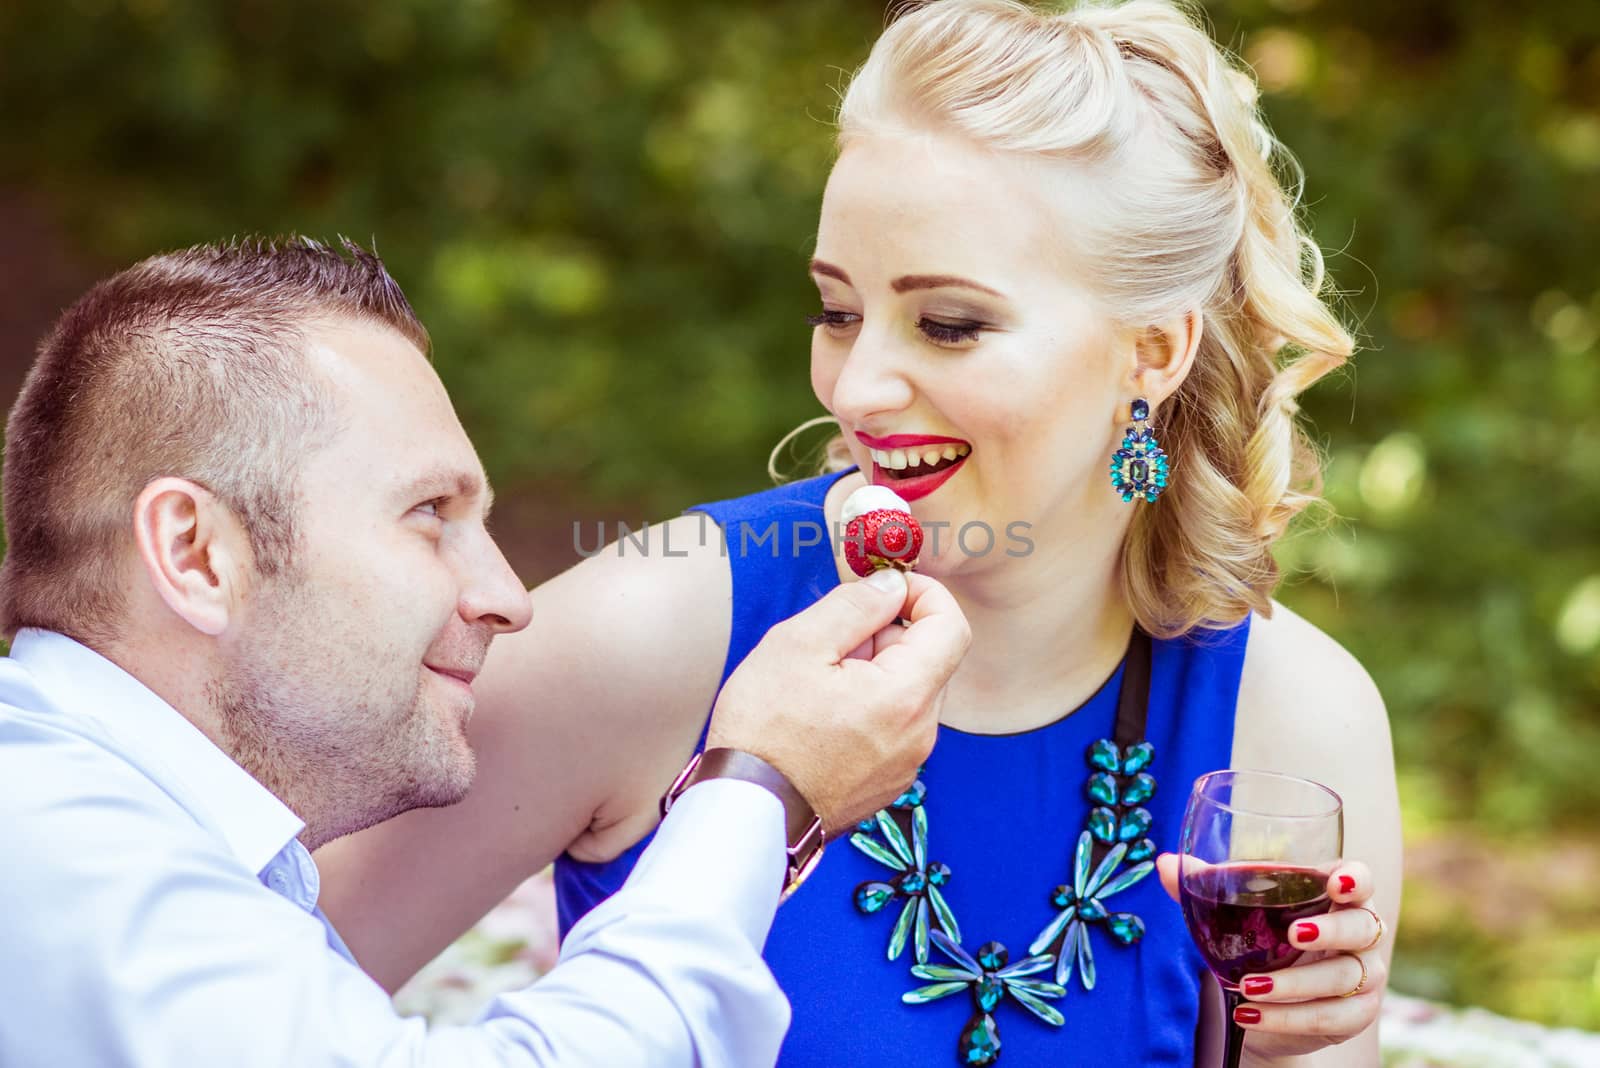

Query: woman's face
(810, 128), (1133, 573)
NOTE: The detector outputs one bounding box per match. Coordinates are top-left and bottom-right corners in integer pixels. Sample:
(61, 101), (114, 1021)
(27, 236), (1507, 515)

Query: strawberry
(841, 485), (922, 577)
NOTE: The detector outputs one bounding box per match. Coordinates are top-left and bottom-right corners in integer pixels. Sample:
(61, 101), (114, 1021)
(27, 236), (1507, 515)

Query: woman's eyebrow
(810, 260), (1007, 301)
(891, 274), (1005, 298)
(809, 259), (851, 285)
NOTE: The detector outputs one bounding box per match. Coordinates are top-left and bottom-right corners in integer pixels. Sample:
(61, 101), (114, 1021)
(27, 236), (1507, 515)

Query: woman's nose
(826, 338), (916, 426)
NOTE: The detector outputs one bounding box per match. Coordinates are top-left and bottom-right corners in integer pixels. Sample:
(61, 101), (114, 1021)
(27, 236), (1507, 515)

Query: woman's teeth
(869, 443), (971, 473)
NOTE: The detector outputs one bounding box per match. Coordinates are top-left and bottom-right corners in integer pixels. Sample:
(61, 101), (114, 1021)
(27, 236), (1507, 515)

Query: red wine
(1180, 862), (1330, 988)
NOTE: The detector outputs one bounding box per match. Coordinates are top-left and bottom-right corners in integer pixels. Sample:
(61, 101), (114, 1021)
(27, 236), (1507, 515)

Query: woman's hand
(1157, 855), (1388, 1061)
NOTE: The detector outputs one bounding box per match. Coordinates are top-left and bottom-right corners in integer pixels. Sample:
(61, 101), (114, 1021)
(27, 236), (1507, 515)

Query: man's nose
(458, 534), (533, 634)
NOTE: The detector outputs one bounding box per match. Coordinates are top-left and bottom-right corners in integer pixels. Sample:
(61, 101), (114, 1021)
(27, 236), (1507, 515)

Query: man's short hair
(0, 236), (430, 645)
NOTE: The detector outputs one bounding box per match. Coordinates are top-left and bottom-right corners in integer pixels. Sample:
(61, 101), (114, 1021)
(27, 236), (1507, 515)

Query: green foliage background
(2, 0), (1596, 1029)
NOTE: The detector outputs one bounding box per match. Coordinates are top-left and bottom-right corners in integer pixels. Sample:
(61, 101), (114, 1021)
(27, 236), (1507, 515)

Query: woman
(318, 1), (1401, 1064)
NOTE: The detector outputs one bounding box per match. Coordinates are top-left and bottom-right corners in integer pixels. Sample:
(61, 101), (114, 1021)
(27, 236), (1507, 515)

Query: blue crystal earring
(1109, 398), (1169, 504)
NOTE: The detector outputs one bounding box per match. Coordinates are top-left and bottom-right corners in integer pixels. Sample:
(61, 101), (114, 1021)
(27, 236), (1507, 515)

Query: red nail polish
(1294, 921), (1319, 943)
(1339, 875), (1356, 895)
(1243, 976), (1273, 996)
(1234, 1006), (1262, 1025)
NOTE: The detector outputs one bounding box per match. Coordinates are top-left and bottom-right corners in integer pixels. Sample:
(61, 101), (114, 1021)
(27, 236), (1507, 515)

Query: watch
(659, 747), (826, 901)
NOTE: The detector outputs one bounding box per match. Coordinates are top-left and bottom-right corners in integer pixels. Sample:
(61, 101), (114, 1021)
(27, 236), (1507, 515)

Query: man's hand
(706, 569), (970, 836)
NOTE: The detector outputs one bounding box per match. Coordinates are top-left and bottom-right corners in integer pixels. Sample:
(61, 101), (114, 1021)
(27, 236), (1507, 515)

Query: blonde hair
(787, 0), (1351, 637)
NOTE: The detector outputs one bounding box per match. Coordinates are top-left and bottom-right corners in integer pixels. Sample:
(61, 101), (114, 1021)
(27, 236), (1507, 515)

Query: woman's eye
(917, 317), (984, 345)
(412, 499), (445, 519)
(805, 309), (861, 331)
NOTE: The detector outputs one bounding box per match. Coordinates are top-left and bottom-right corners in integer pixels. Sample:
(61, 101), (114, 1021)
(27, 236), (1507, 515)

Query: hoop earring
(1109, 398), (1169, 504)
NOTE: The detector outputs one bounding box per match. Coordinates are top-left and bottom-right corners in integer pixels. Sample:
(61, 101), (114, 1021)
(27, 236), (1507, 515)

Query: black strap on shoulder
(1112, 627), (1152, 748)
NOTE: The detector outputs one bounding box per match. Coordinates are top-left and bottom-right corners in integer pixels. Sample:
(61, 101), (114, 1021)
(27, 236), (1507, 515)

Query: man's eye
(413, 499), (445, 519)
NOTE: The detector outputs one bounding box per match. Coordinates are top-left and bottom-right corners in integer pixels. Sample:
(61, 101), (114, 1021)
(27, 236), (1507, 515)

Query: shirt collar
(8, 628), (305, 875)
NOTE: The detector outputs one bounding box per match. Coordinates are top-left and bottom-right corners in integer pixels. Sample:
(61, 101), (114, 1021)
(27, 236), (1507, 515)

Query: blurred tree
(0, 0), (1596, 1027)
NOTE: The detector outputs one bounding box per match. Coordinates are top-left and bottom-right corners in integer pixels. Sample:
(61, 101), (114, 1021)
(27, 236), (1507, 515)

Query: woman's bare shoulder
(1231, 603), (1399, 849)
(1234, 600), (1388, 763)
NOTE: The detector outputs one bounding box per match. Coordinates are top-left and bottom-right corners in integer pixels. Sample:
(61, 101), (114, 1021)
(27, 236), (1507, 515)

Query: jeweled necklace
(849, 630), (1157, 1066)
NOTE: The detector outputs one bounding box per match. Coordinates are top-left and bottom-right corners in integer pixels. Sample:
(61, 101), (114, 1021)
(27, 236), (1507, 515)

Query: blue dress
(556, 471), (1251, 1067)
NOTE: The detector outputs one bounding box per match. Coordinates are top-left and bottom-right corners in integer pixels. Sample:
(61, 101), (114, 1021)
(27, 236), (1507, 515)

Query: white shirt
(0, 628), (790, 1066)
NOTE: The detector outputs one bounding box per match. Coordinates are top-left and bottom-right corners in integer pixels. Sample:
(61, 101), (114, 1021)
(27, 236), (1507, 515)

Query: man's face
(215, 320), (530, 841)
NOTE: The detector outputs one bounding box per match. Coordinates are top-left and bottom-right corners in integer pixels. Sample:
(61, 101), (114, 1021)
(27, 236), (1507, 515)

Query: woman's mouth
(859, 435), (972, 502)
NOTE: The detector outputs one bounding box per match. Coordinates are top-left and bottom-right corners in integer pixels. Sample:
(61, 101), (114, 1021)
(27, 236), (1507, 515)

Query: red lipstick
(856, 431), (968, 450)
(855, 432), (971, 503)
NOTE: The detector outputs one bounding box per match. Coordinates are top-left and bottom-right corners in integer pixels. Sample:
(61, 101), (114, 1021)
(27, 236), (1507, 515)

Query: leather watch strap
(660, 747), (825, 899)
(690, 749), (816, 845)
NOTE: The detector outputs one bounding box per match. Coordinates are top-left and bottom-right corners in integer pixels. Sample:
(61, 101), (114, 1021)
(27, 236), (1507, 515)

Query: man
(0, 238), (968, 1065)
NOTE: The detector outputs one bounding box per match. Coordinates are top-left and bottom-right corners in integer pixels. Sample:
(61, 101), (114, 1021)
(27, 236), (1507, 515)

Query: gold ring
(1353, 905), (1384, 953)
(1338, 951), (1368, 998)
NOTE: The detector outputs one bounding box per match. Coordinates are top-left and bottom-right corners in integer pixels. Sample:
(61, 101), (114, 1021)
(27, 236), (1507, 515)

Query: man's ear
(130, 478), (251, 637)
(1125, 308), (1203, 411)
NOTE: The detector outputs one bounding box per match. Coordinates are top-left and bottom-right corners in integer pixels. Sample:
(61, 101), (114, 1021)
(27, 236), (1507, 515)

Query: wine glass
(1179, 769), (1343, 1068)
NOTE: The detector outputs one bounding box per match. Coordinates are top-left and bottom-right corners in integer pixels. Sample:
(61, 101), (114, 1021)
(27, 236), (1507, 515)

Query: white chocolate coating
(841, 484), (912, 525)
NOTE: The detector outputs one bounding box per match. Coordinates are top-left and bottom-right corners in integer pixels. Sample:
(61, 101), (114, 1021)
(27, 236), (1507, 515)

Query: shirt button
(267, 867), (292, 896)
(293, 847), (320, 900)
